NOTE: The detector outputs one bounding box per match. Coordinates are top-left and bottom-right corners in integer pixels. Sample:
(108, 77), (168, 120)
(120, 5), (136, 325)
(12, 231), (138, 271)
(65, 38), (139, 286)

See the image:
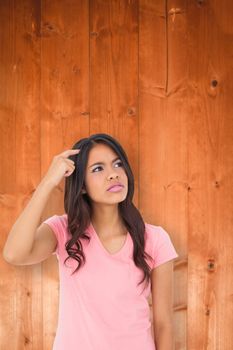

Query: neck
(90, 204), (125, 237)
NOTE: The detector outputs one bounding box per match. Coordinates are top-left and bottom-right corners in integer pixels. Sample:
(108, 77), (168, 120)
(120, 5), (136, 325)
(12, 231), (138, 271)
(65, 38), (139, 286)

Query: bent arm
(2, 179), (55, 263)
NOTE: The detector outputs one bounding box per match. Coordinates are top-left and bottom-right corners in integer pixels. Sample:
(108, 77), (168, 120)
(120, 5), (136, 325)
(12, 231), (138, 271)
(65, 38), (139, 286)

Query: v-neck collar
(89, 222), (130, 257)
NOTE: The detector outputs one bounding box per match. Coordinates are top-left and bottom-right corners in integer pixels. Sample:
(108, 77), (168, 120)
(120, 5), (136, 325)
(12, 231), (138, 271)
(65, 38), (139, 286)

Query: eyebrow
(88, 157), (120, 168)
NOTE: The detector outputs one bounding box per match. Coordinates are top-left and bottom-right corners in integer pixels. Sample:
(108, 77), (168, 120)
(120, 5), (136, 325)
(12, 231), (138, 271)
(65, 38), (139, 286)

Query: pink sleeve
(152, 226), (179, 269)
(42, 215), (65, 257)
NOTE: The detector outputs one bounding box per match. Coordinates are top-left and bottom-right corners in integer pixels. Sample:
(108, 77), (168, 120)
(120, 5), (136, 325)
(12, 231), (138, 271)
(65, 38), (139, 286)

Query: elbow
(2, 248), (17, 265)
(2, 253), (12, 264)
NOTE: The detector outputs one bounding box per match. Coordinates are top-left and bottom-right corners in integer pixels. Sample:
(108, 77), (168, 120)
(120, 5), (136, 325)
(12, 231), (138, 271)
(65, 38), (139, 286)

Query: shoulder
(143, 222), (165, 258)
(144, 222), (179, 269)
(59, 213), (68, 226)
(42, 213), (68, 233)
(47, 213), (67, 223)
(144, 222), (170, 244)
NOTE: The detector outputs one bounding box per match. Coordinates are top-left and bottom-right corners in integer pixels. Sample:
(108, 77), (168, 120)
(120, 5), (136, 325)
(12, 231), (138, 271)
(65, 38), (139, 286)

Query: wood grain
(1, 0), (233, 349)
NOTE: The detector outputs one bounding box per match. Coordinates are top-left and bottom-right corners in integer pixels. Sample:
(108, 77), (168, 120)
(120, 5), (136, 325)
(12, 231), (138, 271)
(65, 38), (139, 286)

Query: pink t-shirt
(43, 214), (178, 350)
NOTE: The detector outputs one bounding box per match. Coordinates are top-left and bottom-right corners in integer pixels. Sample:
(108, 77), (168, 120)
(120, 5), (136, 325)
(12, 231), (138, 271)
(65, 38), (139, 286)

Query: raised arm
(2, 149), (80, 265)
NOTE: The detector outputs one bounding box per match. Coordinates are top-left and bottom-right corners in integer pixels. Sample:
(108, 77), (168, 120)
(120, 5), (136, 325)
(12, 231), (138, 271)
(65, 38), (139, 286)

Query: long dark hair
(63, 133), (153, 292)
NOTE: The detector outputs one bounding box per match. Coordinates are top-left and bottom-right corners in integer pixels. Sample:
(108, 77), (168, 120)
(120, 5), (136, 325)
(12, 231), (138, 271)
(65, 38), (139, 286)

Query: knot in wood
(211, 80), (218, 87)
(207, 259), (215, 271)
(127, 107), (136, 116)
(90, 31), (98, 37)
(24, 336), (30, 344)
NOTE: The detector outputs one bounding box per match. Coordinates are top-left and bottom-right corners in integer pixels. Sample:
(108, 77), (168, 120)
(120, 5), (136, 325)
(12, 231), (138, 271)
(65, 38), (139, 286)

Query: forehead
(87, 144), (118, 163)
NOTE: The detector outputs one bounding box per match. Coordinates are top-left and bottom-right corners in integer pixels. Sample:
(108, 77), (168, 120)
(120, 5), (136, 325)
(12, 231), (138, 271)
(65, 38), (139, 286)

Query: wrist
(38, 177), (57, 191)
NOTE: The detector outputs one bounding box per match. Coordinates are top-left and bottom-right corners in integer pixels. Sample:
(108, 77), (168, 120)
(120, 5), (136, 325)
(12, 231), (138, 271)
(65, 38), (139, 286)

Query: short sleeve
(152, 226), (179, 269)
(42, 214), (65, 258)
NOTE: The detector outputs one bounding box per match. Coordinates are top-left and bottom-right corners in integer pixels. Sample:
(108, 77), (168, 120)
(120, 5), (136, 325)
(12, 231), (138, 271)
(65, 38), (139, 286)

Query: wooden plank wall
(186, 1), (233, 349)
(0, 1), (232, 349)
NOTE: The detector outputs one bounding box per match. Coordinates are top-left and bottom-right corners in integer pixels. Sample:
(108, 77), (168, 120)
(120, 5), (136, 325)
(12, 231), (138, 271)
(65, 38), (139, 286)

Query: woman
(3, 133), (179, 350)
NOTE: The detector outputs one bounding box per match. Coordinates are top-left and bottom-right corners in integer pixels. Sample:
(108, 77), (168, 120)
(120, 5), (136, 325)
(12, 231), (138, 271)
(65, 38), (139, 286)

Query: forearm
(3, 179), (55, 261)
(154, 324), (175, 350)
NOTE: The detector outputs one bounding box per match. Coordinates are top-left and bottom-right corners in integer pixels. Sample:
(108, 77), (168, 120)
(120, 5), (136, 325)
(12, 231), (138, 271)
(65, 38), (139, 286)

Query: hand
(42, 149), (80, 187)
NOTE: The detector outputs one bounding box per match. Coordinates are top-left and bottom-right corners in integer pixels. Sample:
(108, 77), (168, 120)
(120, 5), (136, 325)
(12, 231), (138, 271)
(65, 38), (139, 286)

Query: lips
(107, 183), (124, 191)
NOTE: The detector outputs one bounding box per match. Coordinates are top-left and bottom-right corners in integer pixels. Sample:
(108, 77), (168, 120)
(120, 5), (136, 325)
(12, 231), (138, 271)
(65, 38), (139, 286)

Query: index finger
(59, 149), (80, 158)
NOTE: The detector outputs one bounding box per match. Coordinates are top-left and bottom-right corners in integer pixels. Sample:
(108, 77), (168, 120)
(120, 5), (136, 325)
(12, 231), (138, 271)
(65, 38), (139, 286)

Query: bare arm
(2, 179), (55, 263)
(151, 260), (176, 350)
(2, 149), (80, 264)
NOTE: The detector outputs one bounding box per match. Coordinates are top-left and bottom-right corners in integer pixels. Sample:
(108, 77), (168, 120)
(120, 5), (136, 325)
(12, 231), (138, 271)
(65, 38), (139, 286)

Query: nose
(108, 173), (119, 180)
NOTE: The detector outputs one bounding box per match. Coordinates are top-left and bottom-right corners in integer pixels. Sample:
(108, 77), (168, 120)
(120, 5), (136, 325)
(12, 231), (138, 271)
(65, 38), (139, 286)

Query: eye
(115, 161), (123, 167)
(92, 166), (103, 173)
(92, 161), (123, 173)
